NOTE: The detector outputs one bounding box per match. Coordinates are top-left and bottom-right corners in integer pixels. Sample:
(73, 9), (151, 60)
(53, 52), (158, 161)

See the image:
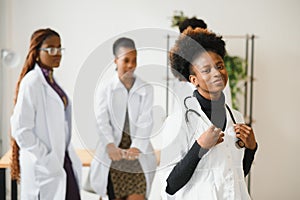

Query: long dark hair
(11, 28), (60, 181)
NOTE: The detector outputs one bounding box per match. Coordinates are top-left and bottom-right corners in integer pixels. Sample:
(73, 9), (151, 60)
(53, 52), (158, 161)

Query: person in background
(179, 17), (207, 34)
(89, 37), (156, 200)
(10, 28), (82, 200)
(162, 27), (257, 199)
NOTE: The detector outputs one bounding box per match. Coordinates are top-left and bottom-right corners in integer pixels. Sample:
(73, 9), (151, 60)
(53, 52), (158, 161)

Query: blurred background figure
(89, 37), (157, 200)
(10, 28), (82, 200)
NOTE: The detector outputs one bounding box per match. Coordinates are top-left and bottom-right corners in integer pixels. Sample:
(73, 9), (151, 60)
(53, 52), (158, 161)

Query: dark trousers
(64, 151), (81, 200)
(107, 172), (115, 200)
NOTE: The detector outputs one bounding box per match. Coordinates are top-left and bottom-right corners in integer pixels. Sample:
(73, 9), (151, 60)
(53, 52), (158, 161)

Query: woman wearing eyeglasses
(161, 28), (258, 199)
(10, 28), (82, 200)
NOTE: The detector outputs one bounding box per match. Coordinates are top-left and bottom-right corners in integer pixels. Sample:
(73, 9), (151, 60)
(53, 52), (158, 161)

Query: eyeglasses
(39, 47), (65, 55)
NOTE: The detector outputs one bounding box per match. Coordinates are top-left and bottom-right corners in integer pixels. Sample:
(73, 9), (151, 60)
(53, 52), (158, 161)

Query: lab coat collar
(186, 96), (212, 127)
(111, 74), (147, 96)
(185, 95), (234, 132)
(33, 64), (69, 109)
(33, 64), (49, 86)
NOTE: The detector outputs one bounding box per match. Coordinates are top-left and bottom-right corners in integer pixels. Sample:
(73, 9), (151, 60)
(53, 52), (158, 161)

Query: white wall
(0, 0), (15, 155)
(1, 0), (300, 199)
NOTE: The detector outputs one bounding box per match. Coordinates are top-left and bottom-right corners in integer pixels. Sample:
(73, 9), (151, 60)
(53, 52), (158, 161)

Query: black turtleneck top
(166, 90), (257, 195)
(193, 90), (227, 130)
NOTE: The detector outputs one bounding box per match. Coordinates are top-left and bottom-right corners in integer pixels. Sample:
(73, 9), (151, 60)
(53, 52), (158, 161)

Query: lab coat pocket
(35, 151), (66, 200)
(35, 151), (64, 178)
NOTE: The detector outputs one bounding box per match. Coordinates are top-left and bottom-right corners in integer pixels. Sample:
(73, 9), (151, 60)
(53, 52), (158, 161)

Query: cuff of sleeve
(193, 141), (209, 158)
(246, 142), (258, 152)
(130, 140), (148, 154)
(165, 185), (178, 198)
(99, 135), (114, 148)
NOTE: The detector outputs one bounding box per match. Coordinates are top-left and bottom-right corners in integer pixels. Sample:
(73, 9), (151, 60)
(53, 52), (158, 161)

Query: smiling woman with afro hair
(170, 27), (226, 82)
(163, 27), (258, 199)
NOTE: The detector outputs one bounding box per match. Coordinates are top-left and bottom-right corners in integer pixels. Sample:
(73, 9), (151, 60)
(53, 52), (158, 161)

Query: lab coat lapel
(34, 65), (64, 109)
(110, 75), (146, 140)
(65, 100), (72, 146)
(35, 66), (66, 158)
(185, 96), (212, 142)
(111, 75), (128, 135)
(127, 77), (146, 124)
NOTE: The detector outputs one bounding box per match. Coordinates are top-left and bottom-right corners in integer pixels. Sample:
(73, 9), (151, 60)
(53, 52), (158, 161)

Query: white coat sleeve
(160, 112), (193, 199)
(130, 85), (154, 153)
(10, 81), (48, 160)
(95, 87), (114, 147)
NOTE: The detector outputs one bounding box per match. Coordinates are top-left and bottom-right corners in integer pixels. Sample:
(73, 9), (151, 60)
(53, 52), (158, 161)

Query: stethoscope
(184, 96), (245, 149)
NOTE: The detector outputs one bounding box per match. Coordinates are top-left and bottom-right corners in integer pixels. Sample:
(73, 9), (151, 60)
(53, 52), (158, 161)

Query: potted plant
(223, 55), (246, 110)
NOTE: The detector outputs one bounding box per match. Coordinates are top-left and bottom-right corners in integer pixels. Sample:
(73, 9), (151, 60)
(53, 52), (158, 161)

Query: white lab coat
(89, 75), (157, 198)
(10, 65), (82, 200)
(161, 96), (251, 200)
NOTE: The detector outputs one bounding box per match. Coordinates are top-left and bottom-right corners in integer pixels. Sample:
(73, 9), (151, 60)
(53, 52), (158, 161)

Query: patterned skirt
(108, 159), (146, 198)
(107, 110), (146, 199)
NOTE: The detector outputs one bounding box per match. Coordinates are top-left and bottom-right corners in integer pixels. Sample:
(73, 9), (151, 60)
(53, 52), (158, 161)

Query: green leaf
(224, 55), (246, 110)
(171, 10), (188, 27)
